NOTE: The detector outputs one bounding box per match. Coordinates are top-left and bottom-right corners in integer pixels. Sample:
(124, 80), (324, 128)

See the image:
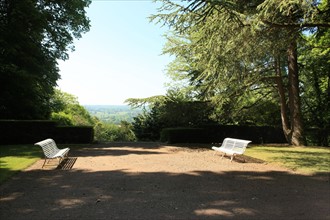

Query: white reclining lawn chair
(35, 138), (70, 168)
(212, 138), (251, 162)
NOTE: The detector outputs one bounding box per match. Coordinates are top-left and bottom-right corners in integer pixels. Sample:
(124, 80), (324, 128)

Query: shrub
(94, 122), (136, 142)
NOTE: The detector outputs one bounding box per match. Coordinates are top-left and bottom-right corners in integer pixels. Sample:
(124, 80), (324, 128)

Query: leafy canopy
(0, 0), (91, 119)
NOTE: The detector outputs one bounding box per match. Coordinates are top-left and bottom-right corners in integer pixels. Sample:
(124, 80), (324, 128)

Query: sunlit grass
(245, 145), (330, 174)
(0, 145), (43, 184)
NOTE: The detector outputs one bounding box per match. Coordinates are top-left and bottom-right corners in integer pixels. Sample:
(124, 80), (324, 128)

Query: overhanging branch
(263, 20), (330, 28)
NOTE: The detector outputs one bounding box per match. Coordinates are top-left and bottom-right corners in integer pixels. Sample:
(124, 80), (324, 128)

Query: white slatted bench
(34, 138), (70, 168)
(212, 138), (251, 162)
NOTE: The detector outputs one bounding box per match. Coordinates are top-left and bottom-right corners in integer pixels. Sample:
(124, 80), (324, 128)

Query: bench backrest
(222, 138), (251, 154)
(34, 138), (60, 158)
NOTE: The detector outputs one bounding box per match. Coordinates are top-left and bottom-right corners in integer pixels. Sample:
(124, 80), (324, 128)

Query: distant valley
(84, 105), (143, 124)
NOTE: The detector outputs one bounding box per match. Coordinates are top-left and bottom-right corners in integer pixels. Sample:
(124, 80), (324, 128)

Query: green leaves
(0, 0), (90, 119)
(152, 0), (329, 145)
(50, 89), (94, 126)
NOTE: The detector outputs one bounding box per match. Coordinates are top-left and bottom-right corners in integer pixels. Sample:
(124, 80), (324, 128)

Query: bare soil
(1, 142), (329, 220)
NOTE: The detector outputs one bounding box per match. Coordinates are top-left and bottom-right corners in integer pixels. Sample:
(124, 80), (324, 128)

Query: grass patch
(0, 144), (90, 184)
(245, 145), (330, 174)
(0, 144), (43, 184)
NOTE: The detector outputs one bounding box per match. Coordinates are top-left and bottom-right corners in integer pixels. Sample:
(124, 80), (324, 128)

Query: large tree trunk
(287, 40), (305, 146)
(275, 57), (292, 143)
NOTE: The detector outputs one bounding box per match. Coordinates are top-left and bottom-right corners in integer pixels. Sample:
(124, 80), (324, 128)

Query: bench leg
(221, 153), (225, 159)
(42, 157), (64, 168)
(58, 153), (69, 167)
(58, 157), (63, 166)
(230, 154), (236, 162)
(42, 158), (57, 168)
(42, 158), (47, 168)
(56, 151), (69, 167)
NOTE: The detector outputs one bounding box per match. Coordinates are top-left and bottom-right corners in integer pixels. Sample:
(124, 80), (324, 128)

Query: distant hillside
(84, 105), (143, 124)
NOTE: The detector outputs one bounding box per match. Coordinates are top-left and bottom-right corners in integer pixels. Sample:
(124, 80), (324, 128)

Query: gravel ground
(1, 142), (329, 220)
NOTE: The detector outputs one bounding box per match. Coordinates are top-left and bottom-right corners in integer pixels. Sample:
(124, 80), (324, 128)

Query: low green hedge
(160, 125), (287, 144)
(161, 128), (207, 144)
(0, 120), (94, 144)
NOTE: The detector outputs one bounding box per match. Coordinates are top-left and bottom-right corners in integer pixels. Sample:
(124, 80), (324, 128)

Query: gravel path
(1, 142), (329, 219)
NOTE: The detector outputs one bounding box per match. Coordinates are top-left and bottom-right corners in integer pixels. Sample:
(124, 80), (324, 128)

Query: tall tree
(152, 0), (330, 146)
(0, 0), (90, 119)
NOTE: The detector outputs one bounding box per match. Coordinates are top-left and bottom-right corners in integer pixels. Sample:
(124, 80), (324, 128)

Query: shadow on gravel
(71, 142), (265, 164)
(1, 167), (329, 220)
(56, 157), (78, 170)
(71, 142), (168, 158)
(1, 143), (329, 219)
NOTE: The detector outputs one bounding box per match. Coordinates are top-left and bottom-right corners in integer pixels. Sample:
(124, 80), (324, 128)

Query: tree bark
(275, 56), (292, 143)
(287, 40), (305, 146)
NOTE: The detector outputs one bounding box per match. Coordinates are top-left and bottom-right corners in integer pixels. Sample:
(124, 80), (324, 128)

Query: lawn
(0, 144), (43, 184)
(245, 145), (330, 174)
(1, 143), (329, 185)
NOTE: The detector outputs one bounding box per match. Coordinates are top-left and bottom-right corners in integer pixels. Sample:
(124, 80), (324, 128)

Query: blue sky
(57, 0), (172, 105)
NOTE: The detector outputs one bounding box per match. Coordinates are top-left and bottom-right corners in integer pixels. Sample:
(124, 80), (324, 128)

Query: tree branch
(263, 20), (330, 28)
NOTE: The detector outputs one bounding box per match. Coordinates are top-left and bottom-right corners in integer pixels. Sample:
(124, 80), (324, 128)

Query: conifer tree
(152, 0), (330, 145)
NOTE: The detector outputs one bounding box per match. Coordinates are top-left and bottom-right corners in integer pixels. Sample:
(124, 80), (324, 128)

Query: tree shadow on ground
(73, 147), (168, 157)
(1, 168), (329, 220)
(93, 141), (166, 149)
(71, 142), (169, 158)
(1, 143), (329, 219)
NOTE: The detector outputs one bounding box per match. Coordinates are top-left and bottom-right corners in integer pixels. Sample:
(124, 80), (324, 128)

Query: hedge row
(160, 125), (287, 144)
(0, 120), (94, 145)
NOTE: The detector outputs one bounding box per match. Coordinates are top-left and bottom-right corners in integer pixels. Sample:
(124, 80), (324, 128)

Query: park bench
(211, 138), (251, 162)
(34, 138), (70, 168)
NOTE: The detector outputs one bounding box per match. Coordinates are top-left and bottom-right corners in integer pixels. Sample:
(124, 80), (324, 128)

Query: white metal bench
(212, 138), (251, 162)
(34, 138), (70, 168)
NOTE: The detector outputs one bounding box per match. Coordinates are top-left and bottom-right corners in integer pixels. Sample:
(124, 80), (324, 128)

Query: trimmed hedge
(161, 128), (206, 144)
(0, 120), (94, 144)
(161, 125), (287, 144)
(54, 126), (94, 144)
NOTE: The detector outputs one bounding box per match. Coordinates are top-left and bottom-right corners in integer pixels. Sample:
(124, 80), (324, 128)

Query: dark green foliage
(160, 126), (287, 144)
(160, 127), (206, 143)
(299, 29), (330, 146)
(210, 94), (282, 126)
(0, 120), (94, 144)
(129, 91), (285, 141)
(132, 106), (165, 141)
(131, 99), (215, 141)
(305, 128), (330, 147)
(0, 0), (90, 119)
(93, 121), (136, 142)
(152, 0), (330, 146)
(54, 126), (94, 144)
